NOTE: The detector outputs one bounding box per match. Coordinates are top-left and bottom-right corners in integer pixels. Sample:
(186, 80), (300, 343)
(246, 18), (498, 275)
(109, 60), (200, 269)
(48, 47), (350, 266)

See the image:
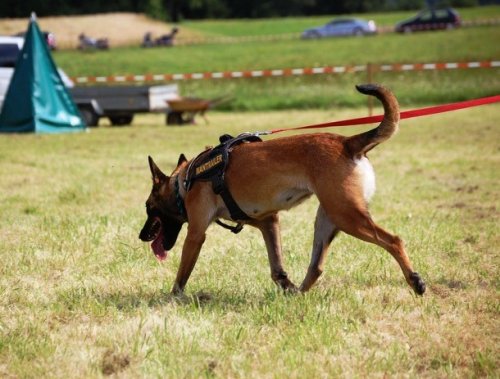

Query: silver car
(302, 18), (377, 39)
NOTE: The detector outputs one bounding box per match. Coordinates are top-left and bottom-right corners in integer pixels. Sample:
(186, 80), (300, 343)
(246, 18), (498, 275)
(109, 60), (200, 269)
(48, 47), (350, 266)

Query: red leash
(268, 94), (500, 134)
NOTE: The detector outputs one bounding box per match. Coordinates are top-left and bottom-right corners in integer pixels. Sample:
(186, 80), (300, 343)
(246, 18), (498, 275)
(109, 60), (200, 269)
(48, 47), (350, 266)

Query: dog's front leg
(172, 224), (207, 295)
(254, 214), (298, 292)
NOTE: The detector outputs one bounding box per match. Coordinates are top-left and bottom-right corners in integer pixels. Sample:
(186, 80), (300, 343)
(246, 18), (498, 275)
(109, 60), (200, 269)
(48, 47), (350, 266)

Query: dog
(139, 84), (426, 296)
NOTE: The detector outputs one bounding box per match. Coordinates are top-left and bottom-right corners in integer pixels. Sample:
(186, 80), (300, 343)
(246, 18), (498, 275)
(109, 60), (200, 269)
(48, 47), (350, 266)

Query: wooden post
(367, 62), (374, 116)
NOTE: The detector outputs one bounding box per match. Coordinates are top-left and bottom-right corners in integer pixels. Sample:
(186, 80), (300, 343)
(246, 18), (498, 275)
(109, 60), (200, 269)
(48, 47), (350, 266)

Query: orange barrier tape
(72, 60), (500, 85)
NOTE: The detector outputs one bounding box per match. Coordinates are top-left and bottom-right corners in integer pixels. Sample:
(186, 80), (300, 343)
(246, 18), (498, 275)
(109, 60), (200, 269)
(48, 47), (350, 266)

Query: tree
(146, 0), (168, 20)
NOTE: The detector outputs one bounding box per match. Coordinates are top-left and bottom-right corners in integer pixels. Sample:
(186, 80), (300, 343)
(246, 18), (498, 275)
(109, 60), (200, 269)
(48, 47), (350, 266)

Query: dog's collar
(174, 175), (187, 220)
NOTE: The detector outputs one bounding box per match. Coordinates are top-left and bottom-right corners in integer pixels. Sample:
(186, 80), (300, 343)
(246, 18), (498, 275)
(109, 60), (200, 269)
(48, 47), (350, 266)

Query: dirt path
(0, 12), (204, 49)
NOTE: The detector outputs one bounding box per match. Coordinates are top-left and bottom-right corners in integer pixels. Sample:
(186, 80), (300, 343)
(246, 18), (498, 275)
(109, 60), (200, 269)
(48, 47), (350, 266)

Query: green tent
(0, 15), (85, 133)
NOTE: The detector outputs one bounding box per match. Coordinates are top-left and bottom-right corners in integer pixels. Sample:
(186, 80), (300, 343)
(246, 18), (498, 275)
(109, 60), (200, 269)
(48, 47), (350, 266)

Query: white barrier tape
(72, 60), (500, 84)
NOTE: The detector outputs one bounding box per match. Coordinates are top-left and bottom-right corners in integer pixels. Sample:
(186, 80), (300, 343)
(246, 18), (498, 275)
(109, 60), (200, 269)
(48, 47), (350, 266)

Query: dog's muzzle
(139, 216), (167, 261)
(139, 216), (183, 261)
(139, 217), (161, 242)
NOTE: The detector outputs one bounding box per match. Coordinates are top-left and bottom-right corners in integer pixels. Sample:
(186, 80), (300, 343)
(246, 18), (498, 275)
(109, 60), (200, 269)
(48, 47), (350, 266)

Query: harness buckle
(215, 219), (244, 234)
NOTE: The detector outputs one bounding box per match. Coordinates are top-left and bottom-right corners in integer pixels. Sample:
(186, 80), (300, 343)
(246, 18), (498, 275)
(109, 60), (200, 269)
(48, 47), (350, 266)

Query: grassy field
(50, 8), (500, 110)
(0, 103), (499, 377)
(182, 6), (500, 37)
(1, 8), (499, 377)
(1, 7), (498, 46)
(53, 23), (500, 110)
(2, 9), (497, 110)
(55, 25), (500, 75)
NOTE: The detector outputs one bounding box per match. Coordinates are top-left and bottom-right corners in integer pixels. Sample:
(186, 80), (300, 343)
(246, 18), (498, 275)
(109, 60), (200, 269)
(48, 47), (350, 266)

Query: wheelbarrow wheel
(109, 115), (134, 126)
(166, 111), (183, 125)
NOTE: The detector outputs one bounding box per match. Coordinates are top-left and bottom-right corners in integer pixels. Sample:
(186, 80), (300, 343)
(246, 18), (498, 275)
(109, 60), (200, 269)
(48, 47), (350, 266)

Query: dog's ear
(148, 156), (168, 185)
(177, 154), (187, 167)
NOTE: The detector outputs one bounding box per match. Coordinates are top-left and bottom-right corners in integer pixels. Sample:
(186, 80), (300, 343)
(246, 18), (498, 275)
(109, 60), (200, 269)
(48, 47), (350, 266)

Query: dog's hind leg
(254, 214), (298, 292)
(327, 206), (426, 295)
(299, 205), (339, 292)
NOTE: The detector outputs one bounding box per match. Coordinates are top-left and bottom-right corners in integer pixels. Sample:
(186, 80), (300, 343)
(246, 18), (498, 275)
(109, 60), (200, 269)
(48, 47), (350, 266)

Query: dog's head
(139, 155), (187, 261)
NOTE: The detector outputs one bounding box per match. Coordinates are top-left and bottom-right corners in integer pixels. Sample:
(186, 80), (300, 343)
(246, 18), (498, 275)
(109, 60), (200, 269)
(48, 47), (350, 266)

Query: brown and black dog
(139, 84), (426, 296)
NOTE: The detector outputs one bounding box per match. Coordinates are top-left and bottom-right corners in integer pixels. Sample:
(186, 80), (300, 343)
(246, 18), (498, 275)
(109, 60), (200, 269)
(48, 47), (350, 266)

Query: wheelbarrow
(165, 96), (231, 125)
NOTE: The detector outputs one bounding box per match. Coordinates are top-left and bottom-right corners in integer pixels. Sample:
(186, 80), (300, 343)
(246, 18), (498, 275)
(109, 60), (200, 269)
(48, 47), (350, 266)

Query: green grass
(0, 104), (499, 377)
(54, 23), (500, 111)
(55, 26), (500, 75)
(180, 68), (500, 110)
(181, 6), (500, 36)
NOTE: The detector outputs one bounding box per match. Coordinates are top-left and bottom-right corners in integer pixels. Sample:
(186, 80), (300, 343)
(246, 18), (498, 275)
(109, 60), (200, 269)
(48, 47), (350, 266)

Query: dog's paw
(410, 272), (426, 296)
(283, 284), (299, 295)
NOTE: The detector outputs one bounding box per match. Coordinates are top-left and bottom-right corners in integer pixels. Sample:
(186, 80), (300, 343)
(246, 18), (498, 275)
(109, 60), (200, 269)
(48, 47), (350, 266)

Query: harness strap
(174, 176), (187, 220)
(212, 174), (251, 221)
(183, 132), (263, 233)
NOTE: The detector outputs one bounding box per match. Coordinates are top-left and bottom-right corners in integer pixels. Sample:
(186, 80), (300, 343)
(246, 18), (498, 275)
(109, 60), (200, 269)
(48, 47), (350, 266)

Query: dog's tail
(345, 84), (400, 157)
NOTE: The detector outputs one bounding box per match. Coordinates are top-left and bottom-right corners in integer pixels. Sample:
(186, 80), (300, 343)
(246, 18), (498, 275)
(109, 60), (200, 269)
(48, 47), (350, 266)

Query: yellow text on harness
(195, 154), (223, 175)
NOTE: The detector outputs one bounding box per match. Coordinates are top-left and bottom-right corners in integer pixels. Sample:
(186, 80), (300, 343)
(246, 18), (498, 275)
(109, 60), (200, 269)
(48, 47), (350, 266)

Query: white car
(0, 36), (73, 111)
(0, 36), (24, 110)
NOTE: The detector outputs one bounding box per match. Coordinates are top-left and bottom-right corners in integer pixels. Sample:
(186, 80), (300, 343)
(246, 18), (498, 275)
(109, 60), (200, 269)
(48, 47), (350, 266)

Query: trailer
(70, 84), (179, 126)
(0, 35), (180, 128)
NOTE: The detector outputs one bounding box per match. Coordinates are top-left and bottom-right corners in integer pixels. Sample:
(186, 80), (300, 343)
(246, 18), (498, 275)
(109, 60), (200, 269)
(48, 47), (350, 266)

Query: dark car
(302, 18), (377, 39)
(0, 36), (23, 67)
(395, 8), (461, 33)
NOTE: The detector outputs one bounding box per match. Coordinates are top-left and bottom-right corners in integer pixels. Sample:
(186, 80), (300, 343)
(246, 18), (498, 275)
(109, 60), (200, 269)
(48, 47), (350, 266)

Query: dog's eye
(146, 204), (161, 218)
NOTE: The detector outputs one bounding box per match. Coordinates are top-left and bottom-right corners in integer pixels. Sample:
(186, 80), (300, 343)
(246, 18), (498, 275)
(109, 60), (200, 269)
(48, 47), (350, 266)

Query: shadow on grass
(95, 290), (218, 310)
(57, 286), (262, 314)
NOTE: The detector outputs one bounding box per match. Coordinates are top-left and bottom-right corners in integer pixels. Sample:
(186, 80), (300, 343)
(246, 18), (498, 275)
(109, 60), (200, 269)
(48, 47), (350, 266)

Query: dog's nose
(139, 227), (148, 241)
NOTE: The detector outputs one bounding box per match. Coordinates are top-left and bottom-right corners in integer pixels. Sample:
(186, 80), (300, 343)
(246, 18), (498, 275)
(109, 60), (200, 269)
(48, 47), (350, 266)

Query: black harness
(183, 133), (262, 233)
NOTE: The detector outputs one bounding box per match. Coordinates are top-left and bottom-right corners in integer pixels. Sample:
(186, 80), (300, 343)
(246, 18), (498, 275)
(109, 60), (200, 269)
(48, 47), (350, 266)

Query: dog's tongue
(151, 233), (168, 261)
